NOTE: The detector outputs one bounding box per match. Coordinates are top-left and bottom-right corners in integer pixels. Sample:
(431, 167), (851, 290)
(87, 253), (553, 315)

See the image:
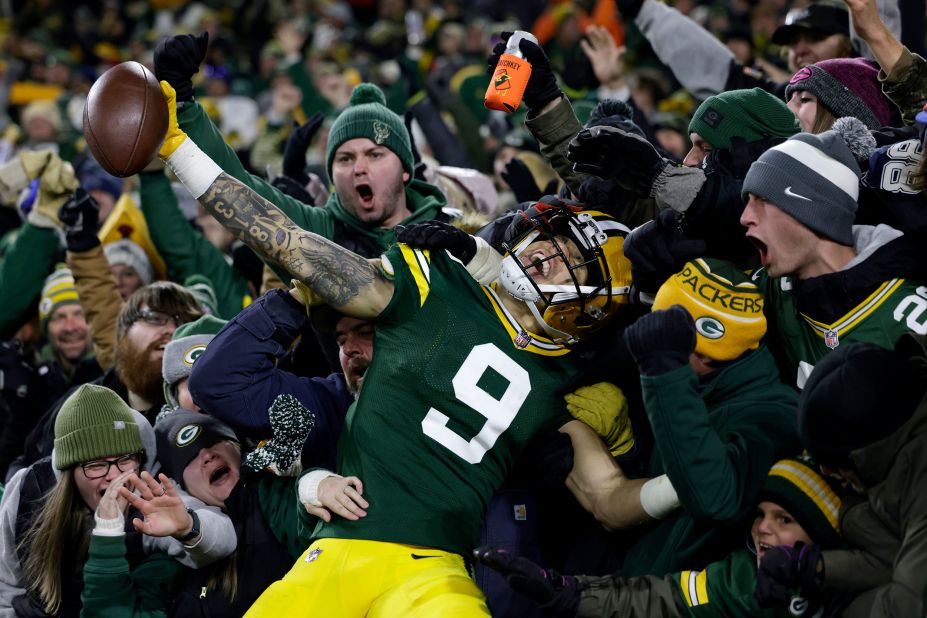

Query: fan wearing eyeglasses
(114, 282), (205, 416)
(11, 282), (204, 477)
(0, 384), (187, 615)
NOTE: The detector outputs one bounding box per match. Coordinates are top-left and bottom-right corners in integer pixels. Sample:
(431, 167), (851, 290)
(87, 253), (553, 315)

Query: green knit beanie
(326, 83), (413, 183)
(688, 88), (800, 151)
(53, 384), (143, 470)
(759, 456), (843, 549)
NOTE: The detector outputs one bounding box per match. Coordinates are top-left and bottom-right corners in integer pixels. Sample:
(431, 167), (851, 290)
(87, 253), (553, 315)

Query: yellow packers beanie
(39, 264), (80, 323)
(652, 258), (766, 361)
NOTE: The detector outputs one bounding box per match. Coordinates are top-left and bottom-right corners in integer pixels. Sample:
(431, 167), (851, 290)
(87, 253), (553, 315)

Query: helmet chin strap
(525, 299), (576, 344)
(499, 254), (579, 344)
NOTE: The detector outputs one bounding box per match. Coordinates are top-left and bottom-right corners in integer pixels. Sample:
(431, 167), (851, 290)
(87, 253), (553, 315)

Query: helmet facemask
(499, 205), (631, 344)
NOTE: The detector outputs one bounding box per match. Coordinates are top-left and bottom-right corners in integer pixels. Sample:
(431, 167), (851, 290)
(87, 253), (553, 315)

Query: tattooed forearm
(200, 173), (390, 311)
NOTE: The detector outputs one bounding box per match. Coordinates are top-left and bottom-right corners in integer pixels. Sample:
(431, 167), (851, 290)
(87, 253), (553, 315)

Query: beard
(115, 336), (167, 406)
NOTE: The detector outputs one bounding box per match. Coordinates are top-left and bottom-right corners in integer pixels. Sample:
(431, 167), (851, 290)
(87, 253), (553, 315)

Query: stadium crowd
(0, 0), (925, 615)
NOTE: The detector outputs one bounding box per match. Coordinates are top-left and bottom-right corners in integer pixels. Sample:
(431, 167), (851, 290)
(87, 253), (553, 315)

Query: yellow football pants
(245, 538), (492, 617)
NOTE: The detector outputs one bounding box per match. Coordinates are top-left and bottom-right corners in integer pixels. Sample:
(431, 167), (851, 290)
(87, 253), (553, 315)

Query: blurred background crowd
(0, 0), (925, 616)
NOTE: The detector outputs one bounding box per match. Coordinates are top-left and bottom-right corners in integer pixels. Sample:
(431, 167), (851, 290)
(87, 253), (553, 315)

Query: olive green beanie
(53, 384), (143, 470)
(326, 83), (413, 182)
(688, 87), (800, 151)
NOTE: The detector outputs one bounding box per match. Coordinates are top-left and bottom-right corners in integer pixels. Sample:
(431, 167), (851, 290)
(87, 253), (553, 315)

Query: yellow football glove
(565, 382), (635, 457)
(158, 80), (189, 159)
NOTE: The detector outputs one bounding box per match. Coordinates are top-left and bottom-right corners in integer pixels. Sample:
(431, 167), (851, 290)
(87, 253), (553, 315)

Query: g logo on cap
(176, 424), (202, 447)
(695, 317), (725, 339)
(183, 344), (207, 366)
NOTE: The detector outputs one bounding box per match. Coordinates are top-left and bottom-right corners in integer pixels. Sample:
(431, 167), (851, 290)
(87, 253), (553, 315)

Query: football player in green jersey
(156, 81), (634, 617)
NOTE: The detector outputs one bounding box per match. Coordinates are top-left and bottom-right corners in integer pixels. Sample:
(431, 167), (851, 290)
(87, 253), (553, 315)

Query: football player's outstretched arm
(560, 420), (652, 530)
(158, 81), (392, 318)
(197, 172), (392, 317)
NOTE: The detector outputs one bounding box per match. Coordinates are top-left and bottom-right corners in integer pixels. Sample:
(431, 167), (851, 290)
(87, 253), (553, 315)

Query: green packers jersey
(315, 245), (576, 556)
(756, 269), (927, 388)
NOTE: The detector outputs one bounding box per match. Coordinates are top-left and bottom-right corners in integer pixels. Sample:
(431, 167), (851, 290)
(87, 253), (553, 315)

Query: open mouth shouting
(355, 182), (374, 208)
(755, 541), (774, 561)
(747, 234), (769, 267)
(521, 248), (557, 280)
(209, 465), (232, 486)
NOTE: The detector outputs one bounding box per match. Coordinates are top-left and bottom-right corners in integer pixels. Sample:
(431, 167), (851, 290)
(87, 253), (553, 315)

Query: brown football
(83, 61), (168, 178)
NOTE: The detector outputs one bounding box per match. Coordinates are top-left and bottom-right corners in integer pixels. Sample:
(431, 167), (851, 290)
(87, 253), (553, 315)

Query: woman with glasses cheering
(0, 384), (186, 616)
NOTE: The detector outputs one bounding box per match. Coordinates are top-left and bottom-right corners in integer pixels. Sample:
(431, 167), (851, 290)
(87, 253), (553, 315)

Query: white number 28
(421, 343), (530, 464)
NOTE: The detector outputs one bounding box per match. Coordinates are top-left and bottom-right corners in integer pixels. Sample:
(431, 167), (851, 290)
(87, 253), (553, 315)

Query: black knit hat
(799, 341), (926, 467)
(584, 99), (645, 137)
(155, 409), (238, 485)
(759, 455), (842, 549)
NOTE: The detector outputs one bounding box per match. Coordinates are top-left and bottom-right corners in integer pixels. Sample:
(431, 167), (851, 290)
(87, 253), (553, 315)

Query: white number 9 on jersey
(421, 343), (531, 464)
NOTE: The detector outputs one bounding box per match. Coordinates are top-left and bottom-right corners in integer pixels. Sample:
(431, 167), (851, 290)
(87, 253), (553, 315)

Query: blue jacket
(189, 288), (353, 471)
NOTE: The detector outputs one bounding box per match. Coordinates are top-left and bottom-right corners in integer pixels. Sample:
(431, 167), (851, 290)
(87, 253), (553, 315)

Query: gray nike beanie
(742, 130), (861, 246)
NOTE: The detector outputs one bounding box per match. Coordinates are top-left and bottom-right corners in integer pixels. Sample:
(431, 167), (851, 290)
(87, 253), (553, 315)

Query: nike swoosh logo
(410, 554), (441, 560)
(784, 186), (812, 201)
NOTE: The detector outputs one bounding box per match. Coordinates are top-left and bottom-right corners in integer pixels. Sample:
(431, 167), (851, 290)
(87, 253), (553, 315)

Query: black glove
(623, 208), (706, 296)
(567, 125), (669, 196)
(282, 112), (325, 183)
(271, 174), (315, 205)
(487, 33), (561, 112)
(755, 542), (824, 616)
(623, 305), (696, 376)
(704, 136), (782, 180)
(501, 158), (558, 203)
(58, 188), (101, 252)
(395, 221), (477, 263)
(473, 546), (582, 615)
(154, 32), (209, 102)
(617, 0), (646, 20)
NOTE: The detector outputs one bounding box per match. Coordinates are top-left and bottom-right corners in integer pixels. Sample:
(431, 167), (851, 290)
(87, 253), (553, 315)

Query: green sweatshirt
(621, 346), (801, 576)
(80, 534), (187, 617)
(138, 170), (251, 319)
(0, 223), (59, 338)
(177, 100), (448, 280)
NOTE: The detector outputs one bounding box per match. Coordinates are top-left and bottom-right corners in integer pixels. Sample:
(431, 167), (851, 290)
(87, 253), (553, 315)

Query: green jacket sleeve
(176, 101), (334, 238)
(577, 552), (784, 618)
(138, 171), (250, 319)
(80, 533), (185, 618)
(640, 349), (798, 523)
(258, 475), (313, 561)
(0, 223), (59, 339)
